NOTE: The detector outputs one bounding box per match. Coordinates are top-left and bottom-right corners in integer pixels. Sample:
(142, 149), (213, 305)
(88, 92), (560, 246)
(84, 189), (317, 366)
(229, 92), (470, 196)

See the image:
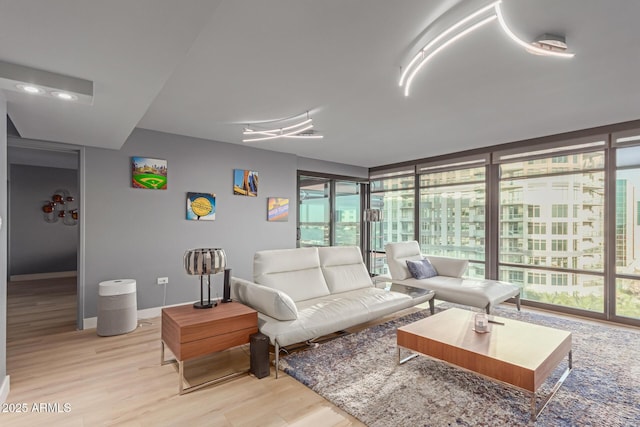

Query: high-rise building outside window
(418, 164), (486, 278)
(614, 141), (640, 320)
(498, 150), (605, 312)
(370, 173), (415, 275)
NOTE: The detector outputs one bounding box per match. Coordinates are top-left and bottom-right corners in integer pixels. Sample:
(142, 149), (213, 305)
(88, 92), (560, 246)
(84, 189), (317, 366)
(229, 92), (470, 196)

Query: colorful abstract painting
(186, 192), (216, 221)
(132, 157), (167, 190)
(233, 169), (258, 197)
(267, 197), (289, 222)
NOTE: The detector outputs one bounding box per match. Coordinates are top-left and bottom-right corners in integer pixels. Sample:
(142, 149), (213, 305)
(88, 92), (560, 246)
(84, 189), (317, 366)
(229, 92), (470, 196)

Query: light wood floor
(2, 278), (384, 426)
(7, 277), (77, 341)
(5, 279), (637, 426)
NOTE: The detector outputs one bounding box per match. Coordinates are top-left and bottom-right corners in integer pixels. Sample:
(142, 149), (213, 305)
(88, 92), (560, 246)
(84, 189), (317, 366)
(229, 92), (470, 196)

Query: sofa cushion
(232, 277), (298, 320)
(318, 246), (373, 293)
(254, 247), (330, 302)
(257, 287), (429, 347)
(406, 258), (438, 279)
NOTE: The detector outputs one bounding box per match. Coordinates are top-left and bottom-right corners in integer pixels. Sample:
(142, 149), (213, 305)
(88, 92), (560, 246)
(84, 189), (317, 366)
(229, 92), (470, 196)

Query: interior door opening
(6, 142), (81, 340)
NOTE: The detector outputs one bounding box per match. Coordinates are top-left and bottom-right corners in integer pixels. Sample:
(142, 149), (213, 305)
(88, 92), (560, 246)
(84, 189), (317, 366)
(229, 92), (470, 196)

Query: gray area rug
(280, 305), (640, 426)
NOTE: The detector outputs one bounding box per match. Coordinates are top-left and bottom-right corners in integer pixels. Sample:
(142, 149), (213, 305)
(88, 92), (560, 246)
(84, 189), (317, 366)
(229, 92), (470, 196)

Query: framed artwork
(186, 192), (216, 221)
(132, 157), (167, 190)
(267, 197), (289, 222)
(233, 169), (258, 197)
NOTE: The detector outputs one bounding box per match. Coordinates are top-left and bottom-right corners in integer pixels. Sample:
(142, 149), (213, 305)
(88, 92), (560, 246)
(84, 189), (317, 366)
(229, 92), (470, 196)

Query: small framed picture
(233, 169), (258, 196)
(132, 157), (167, 190)
(267, 197), (289, 222)
(186, 192), (216, 221)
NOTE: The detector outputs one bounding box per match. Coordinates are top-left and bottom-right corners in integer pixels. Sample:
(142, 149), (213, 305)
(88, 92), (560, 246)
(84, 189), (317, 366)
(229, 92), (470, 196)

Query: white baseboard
(0, 375), (10, 404)
(10, 271), (77, 282)
(83, 300), (200, 330)
(83, 317), (97, 329)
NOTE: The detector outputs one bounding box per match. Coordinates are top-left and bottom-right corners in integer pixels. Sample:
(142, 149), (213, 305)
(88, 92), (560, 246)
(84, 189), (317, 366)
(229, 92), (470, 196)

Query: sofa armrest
(425, 256), (468, 278)
(231, 277), (298, 321)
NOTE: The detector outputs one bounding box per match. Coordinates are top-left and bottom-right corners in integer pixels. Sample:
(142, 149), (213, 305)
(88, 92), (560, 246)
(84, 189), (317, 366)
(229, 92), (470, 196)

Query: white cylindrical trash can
(97, 279), (137, 336)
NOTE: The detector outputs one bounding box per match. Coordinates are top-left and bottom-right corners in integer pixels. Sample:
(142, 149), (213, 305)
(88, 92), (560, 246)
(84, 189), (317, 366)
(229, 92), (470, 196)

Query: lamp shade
(184, 248), (227, 276)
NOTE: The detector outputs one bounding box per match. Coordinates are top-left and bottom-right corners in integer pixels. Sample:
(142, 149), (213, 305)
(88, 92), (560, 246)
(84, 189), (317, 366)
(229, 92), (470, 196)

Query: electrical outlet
(157, 277), (168, 285)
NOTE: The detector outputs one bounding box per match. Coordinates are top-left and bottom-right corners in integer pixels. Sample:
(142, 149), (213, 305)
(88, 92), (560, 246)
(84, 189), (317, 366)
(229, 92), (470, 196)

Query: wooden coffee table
(161, 302), (258, 394)
(397, 308), (572, 421)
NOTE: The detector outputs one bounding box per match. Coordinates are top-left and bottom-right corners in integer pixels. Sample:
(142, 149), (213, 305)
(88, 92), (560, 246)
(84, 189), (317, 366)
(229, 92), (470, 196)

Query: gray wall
(9, 164), (78, 275)
(84, 129), (307, 317)
(1, 99), (8, 394)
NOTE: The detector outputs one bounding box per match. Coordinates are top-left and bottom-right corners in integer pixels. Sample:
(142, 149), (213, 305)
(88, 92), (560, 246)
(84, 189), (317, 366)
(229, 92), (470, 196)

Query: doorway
(6, 141), (83, 339)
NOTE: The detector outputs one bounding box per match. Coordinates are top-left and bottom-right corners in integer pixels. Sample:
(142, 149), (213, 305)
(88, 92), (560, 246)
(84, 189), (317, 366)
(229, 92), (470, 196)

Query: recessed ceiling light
(51, 91), (78, 101)
(2, 60), (93, 104)
(16, 84), (44, 94)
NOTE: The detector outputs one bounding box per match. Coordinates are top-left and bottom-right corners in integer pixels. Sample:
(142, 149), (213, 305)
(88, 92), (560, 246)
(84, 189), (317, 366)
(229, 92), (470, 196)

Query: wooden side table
(161, 301), (258, 394)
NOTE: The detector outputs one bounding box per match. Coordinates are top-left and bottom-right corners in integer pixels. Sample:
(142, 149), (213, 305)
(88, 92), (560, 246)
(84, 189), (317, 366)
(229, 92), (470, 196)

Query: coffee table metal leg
(398, 346), (419, 365)
(530, 350), (573, 421)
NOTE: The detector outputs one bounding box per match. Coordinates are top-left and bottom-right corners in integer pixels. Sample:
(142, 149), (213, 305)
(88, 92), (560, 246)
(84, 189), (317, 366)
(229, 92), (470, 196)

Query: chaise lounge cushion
(385, 241), (519, 312)
(386, 241), (468, 279)
(385, 241), (423, 280)
(394, 275), (520, 311)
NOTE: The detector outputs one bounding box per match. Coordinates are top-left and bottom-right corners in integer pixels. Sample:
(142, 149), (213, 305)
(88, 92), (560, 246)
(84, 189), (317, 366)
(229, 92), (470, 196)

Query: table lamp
(184, 248), (228, 309)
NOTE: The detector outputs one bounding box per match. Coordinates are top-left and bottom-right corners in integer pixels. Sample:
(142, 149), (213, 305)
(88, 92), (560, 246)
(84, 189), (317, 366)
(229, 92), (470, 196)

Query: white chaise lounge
(383, 241), (521, 314)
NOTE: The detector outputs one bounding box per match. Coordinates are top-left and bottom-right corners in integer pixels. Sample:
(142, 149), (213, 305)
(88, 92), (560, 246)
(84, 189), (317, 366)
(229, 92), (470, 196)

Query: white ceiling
(3, 0), (640, 168)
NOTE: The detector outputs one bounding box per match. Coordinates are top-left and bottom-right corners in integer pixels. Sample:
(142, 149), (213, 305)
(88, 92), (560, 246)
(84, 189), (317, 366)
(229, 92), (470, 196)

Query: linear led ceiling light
(0, 60), (93, 105)
(399, 0), (574, 97)
(243, 112), (323, 143)
(495, 3), (574, 59)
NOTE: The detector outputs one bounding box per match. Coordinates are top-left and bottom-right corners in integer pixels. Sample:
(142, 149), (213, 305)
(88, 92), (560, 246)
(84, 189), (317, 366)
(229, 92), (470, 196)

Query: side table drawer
(181, 311), (257, 343)
(178, 326), (259, 360)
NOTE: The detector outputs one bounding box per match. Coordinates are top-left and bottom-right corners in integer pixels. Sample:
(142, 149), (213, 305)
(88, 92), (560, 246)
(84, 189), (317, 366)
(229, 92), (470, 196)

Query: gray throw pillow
(406, 258), (438, 279)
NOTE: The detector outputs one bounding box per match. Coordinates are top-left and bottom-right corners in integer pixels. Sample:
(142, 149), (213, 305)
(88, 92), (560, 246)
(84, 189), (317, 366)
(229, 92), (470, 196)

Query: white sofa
(383, 241), (520, 314)
(231, 246), (433, 376)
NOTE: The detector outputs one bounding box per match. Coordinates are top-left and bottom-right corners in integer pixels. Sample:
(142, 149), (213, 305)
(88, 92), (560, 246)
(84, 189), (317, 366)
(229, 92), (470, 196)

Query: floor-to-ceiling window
(369, 169), (415, 275)
(496, 139), (606, 313)
(613, 130), (640, 321)
(298, 175), (331, 247)
(297, 172), (364, 249)
(418, 157), (487, 278)
(334, 181), (361, 246)
(369, 121), (640, 326)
